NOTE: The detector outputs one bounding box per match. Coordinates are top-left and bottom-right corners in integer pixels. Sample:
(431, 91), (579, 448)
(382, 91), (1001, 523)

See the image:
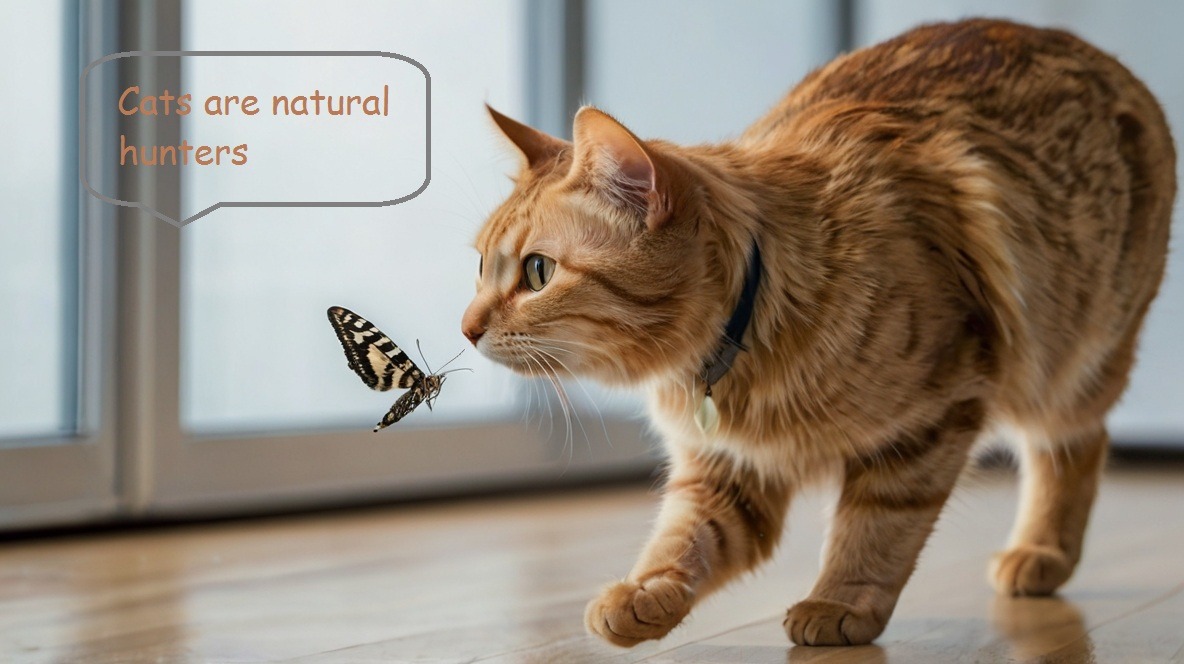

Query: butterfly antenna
(439, 367), (474, 376)
(416, 339), (434, 375)
(436, 348), (466, 373)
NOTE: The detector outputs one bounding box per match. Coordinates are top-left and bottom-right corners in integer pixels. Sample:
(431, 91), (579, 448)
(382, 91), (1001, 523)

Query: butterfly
(327, 306), (469, 431)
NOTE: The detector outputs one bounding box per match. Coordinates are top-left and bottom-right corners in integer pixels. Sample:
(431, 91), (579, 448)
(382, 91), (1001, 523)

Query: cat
(461, 18), (1175, 647)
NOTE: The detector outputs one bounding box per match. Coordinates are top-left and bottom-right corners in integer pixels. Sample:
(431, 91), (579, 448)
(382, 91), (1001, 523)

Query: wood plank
(0, 467), (1181, 662)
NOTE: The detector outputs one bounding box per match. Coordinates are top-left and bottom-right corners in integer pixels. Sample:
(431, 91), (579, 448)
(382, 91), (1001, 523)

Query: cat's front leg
(586, 449), (791, 647)
(785, 398), (983, 646)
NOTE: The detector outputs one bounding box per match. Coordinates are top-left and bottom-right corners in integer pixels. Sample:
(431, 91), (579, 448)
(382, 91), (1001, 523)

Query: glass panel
(586, 0), (836, 143)
(0, 1), (75, 440)
(180, 0), (529, 432)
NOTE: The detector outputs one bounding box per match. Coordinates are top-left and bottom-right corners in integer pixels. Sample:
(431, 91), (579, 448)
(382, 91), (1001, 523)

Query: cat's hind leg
(585, 449), (791, 647)
(990, 328), (1133, 596)
(990, 422), (1108, 596)
(785, 398), (982, 646)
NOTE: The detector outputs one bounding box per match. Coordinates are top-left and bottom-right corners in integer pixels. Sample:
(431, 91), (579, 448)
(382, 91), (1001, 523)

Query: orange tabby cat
(462, 19), (1174, 646)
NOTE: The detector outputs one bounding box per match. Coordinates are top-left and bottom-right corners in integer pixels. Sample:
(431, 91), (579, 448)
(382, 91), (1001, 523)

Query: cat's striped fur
(462, 19), (1174, 646)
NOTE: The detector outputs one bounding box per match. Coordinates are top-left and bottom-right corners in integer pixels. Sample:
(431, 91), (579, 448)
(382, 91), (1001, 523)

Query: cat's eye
(522, 254), (556, 291)
(478, 254), (483, 278)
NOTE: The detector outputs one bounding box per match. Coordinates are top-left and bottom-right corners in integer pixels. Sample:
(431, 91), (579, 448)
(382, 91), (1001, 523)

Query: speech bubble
(79, 51), (431, 227)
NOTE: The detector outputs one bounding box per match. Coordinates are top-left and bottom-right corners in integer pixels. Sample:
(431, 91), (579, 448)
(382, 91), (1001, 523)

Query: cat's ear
(486, 104), (570, 169)
(570, 106), (671, 231)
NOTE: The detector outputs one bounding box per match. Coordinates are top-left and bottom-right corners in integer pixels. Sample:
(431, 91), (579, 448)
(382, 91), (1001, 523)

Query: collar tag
(695, 392), (721, 435)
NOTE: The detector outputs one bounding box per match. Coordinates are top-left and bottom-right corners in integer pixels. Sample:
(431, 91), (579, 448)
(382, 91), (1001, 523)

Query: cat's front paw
(990, 544), (1072, 596)
(784, 598), (885, 646)
(584, 575), (695, 647)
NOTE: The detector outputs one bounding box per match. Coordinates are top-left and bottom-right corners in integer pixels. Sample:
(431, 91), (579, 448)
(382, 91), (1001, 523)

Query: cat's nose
(461, 307), (488, 346)
(463, 324), (485, 346)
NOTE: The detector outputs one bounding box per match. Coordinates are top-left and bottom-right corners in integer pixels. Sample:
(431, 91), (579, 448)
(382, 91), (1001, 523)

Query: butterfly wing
(327, 306), (424, 391)
(374, 385), (426, 431)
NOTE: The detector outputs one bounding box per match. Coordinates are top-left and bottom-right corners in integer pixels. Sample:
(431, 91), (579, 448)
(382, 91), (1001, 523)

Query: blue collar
(700, 243), (762, 393)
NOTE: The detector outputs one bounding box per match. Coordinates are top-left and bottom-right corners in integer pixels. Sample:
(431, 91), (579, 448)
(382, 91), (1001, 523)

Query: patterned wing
(374, 386), (426, 431)
(327, 306), (424, 391)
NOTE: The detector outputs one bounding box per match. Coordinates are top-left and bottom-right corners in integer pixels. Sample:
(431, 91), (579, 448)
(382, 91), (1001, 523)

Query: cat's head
(461, 105), (728, 386)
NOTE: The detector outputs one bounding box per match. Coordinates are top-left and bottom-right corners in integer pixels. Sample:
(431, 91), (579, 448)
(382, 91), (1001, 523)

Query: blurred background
(1, 0), (1181, 531)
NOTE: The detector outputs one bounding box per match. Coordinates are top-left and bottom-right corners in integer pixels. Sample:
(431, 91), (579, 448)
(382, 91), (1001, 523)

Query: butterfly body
(327, 306), (462, 431)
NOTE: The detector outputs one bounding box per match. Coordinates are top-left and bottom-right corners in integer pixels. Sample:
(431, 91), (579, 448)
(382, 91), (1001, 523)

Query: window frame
(0, 0), (120, 530)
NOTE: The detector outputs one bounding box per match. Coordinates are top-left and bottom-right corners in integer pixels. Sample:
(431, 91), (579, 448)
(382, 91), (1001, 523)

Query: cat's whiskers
(520, 349), (557, 442)
(522, 356), (535, 421)
(531, 342), (614, 451)
(512, 342), (573, 468)
(532, 333), (681, 426)
(529, 333), (627, 424)
(526, 329), (619, 372)
(525, 330), (605, 355)
(528, 365), (550, 435)
(534, 334), (636, 380)
(522, 332), (623, 451)
(539, 351), (578, 472)
(530, 348), (578, 470)
(518, 352), (541, 429)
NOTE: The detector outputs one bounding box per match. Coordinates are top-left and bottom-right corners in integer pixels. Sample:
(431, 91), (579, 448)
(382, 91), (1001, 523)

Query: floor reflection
(788, 643), (886, 663)
(991, 594), (1095, 662)
(60, 538), (191, 663)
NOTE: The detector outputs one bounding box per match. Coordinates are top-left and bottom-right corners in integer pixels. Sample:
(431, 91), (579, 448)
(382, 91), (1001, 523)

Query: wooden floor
(1, 464), (1182, 663)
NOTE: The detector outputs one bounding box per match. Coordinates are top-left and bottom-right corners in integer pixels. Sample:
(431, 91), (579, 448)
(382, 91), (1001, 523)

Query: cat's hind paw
(784, 598), (885, 646)
(990, 544), (1073, 596)
(584, 575), (695, 647)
